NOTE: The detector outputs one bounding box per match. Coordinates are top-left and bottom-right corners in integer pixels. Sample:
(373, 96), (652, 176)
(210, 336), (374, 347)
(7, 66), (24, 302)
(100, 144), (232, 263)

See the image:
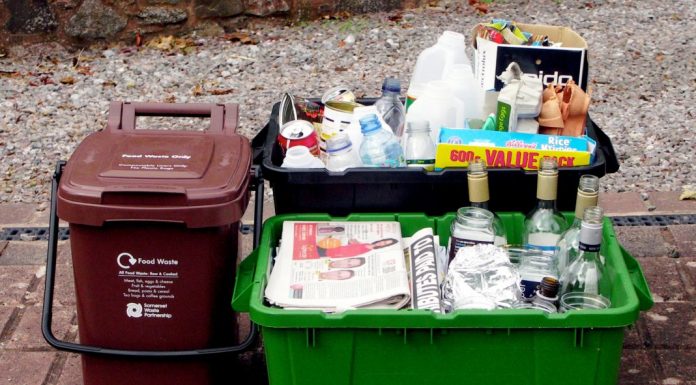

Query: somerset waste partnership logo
(126, 303), (143, 318)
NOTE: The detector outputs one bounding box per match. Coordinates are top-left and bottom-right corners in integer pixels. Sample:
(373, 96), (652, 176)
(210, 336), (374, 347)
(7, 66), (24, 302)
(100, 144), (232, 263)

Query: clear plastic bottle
(403, 121), (436, 169)
(559, 207), (608, 299)
(374, 78), (407, 138)
(556, 175), (600, 273)
(523, 157), (568, 255)
(467, 158), (507, 246)
(326, 133), (362, 172)
(448, 207), (504, 262)
(358, 114), (405, 168)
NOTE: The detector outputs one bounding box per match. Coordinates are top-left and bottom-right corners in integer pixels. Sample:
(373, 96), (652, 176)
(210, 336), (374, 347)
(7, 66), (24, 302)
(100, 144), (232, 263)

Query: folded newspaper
(265, 221), (411, 312)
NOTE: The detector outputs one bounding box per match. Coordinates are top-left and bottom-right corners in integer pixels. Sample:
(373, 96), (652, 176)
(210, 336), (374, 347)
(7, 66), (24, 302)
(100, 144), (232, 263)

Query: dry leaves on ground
(223, 32), (259, 45)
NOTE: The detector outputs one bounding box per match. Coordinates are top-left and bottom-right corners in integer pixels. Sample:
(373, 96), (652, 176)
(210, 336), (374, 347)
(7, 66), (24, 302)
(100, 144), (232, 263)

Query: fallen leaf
(334, 66), (348, 72)
(75, 66), (92, 76)
(337, 40), (346, 48)
(680, 189), (696, 200)
(474, 3), (488, 13)
(102, 80), (117, 87)
(135, 32), (143, 47)
(208, 88), (234, 95)
(0, 70), (20, 78)
(192, 84), (204, 96)
(164, 95), (177, 103)
(59, 76), (75, 85)
(388, 13), (403, 22)
(224, 32), (258, 45)
(656, 53), (665, 62)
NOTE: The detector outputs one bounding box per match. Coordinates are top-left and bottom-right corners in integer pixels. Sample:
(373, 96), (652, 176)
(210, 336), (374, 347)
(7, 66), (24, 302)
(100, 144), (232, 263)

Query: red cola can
(277, 120), (320, 156)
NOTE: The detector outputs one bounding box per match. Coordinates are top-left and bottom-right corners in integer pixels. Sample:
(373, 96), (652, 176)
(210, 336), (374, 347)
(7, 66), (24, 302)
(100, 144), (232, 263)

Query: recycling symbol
(117, 252), (137, 269)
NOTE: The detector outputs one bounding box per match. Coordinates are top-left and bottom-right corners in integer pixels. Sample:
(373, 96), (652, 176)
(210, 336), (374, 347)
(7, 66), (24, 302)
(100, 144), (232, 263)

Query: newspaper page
(265, 221), (411, 312)
(404, 228), (443, 313)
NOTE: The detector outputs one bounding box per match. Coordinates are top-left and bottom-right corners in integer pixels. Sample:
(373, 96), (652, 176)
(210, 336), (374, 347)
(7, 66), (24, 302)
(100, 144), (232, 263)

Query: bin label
(117, 251), (178, 320)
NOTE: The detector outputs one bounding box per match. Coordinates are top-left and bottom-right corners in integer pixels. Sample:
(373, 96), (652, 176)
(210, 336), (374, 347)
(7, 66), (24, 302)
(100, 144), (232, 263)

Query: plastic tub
(233, 212), (652, 385)
(252, 100), (620, 216)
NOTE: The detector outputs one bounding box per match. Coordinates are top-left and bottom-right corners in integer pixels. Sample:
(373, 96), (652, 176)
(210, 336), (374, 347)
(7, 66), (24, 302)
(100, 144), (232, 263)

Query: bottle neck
(536, 173), (558, 201)
(471, 201), (489, 210)
(574, 190), (599, 221)
(536, 199), (557, 210)
(578, 221), (602, 257)
(468, 174), (490, 206)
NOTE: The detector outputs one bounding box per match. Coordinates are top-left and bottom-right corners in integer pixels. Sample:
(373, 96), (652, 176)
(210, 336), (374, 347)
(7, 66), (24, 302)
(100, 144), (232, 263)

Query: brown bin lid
(58, 102), (252, 228)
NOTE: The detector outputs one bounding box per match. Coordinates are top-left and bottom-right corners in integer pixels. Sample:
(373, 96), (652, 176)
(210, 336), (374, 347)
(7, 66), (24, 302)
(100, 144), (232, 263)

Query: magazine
(264, 221), (411, 312)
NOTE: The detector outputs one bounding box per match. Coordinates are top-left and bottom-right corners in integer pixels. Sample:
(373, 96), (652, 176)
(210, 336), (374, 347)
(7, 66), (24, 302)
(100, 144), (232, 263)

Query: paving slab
(637, 258), (690, 302)
(618, 348), (660, 385)
(669, 225), (696, 259)
(56, 353), (83, 385)
(0, 351), (55, 384)
(678, 258), (696, 300)
(0, 241), (47, 265)
(0, 306), (14, 339)
(613, 227), (673, 258)
(0, 266), (38, 306)
(0, 203), (37, 226)
(33, 244), (76, 307)
(655, 349), (696, 385)
(623, 322), (646, 349)
(642, 302), (696, 350)
(600, 192), (649, 215)
(648, 192), (696, 214)
(4, 305), (75, 350)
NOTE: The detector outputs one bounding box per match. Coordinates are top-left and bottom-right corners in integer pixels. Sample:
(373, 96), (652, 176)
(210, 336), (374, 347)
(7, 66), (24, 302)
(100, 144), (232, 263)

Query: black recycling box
(252, 99), (619, 216)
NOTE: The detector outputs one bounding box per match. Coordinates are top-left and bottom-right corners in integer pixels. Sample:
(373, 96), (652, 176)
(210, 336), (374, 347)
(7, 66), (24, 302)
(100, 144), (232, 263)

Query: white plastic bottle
(403, 121), (436, 169)
(444, 64), (485, 124)
(406, 81), (465, 144)
(409, 31), (470, 89)
(326, 133), (362, 172)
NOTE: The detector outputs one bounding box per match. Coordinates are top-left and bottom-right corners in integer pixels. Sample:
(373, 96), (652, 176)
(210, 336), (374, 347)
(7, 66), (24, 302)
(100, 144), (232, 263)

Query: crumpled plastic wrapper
(442, 244), (522, 311)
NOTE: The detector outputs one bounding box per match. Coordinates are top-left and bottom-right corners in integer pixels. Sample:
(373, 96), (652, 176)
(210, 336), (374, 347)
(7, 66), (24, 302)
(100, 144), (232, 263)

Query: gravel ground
(1, 0), (694, 204)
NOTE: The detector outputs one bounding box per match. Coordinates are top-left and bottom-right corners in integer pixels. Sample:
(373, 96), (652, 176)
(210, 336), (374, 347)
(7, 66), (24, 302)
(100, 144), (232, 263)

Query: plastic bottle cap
(359, 114), (382, 134)
(382, 78), (401, 94)
(283, 146), (321, 168)
(326, 133), (353, 153)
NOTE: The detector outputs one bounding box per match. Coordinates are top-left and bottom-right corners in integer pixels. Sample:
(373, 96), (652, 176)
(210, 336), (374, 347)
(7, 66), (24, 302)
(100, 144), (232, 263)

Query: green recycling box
(233, 212), (653, 385)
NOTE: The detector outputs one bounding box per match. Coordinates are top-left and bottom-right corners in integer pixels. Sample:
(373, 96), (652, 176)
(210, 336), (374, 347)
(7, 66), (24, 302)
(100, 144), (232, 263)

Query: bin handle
(620, 245), (654, 311)
(107, 101), (239, 136)
(41, 162), (259, 357)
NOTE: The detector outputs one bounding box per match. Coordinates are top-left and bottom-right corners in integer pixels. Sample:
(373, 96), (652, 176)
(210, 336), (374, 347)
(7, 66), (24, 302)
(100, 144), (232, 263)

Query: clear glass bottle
(326, 133), (362, 172)
(467, 158), (507, 246)
(523, 157), (568, 255)
(518, 251), (559, 300)
(448, 207), (504, 262)
(559, 207), (608, 300)
(403, 121), (436, 169)
(358, 114), (405, 168)
(556, 175), (600, 273)
(374, 77), (406, 138)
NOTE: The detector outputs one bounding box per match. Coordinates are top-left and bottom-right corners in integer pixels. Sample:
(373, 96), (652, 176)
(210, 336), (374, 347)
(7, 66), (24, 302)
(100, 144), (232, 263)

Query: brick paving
(0, 193), (694, 385)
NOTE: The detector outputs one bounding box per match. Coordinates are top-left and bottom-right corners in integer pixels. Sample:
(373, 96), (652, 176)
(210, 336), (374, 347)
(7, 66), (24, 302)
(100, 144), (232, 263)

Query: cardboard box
(474, 23), (589, 92)
(435, 128), (595, 170)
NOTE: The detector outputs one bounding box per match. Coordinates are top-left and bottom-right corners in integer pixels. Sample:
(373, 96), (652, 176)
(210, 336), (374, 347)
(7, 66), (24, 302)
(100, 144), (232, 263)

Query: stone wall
(0, 0), (425, 47)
